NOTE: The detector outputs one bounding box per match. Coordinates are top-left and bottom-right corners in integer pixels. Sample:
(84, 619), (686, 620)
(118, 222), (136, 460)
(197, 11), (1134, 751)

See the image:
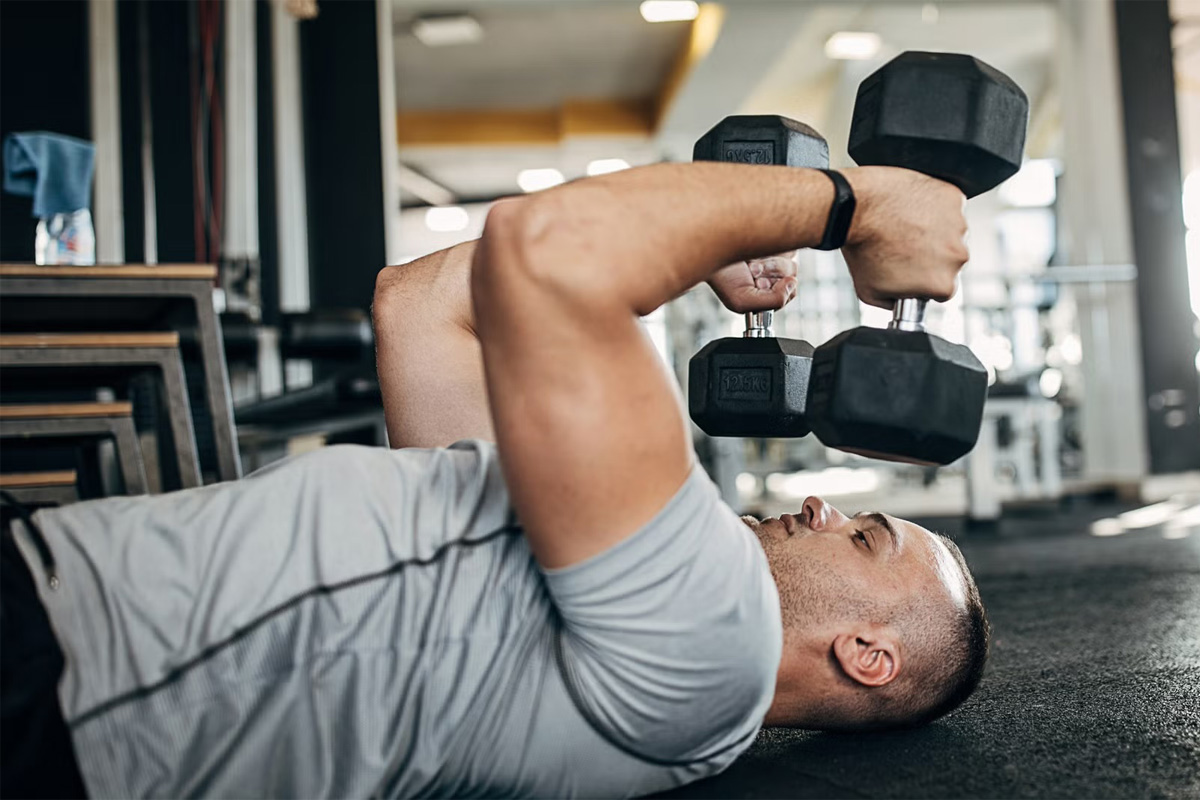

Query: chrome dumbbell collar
(743, 310), (774, 338)
(888, 299), (928, 332)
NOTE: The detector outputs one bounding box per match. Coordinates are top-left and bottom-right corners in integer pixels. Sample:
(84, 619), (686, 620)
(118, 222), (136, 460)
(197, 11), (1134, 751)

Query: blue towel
(3, 131), (95, 218)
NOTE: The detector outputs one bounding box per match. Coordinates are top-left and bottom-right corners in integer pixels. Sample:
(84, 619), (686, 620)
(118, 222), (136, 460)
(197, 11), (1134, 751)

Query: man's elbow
(372, 264), (404, 325)
(473, 194), (599, 305)
(373, 260), (430, 338)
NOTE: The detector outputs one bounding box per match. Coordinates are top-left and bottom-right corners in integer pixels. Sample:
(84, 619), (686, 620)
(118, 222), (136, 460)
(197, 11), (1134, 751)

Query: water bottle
(35, 208), (95, 265)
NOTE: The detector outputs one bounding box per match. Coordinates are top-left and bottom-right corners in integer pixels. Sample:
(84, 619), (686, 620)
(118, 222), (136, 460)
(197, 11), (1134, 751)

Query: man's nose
(802, 496), (849, 531)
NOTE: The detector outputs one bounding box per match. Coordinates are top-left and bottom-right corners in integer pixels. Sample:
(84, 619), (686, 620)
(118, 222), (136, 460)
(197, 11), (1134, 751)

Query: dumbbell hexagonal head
(694, 114), (830, 169)
(849, 51), (1028, 197)
(689, 337), (815, 438)
(807, 328), (988, 465)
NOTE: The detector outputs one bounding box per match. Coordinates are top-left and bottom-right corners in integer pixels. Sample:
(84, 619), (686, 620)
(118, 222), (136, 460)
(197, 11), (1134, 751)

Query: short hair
(901, 533), (990, 726)
(837, 533), (989, 731)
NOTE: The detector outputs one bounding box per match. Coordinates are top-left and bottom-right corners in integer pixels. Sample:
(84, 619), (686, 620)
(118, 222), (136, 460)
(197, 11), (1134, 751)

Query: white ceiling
(392, 2), (688, 110)
(741, 2), (1057, 166)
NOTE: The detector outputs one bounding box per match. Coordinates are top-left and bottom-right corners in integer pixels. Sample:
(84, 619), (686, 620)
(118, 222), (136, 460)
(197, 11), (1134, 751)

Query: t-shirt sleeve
(542, 463), (783, 764)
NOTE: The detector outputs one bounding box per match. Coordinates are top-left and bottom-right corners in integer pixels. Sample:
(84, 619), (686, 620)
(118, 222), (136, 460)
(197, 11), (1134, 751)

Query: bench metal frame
(1, 414), (149, 495)
(0, 345), (202, 489)
(2, 484), (79, 506)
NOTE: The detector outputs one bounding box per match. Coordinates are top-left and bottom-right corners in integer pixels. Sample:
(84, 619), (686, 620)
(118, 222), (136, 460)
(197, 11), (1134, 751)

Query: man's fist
(840, 167), (969, 309)
(708, 252), (798, 314)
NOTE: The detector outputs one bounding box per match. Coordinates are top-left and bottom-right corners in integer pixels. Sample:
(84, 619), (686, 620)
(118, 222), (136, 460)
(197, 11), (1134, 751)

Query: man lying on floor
(1, 163), (988, 799)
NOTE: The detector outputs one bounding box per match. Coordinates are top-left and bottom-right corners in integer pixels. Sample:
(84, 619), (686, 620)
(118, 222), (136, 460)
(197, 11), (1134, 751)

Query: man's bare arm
(471, 163), (967, 569)
(373, 241), (495, 449)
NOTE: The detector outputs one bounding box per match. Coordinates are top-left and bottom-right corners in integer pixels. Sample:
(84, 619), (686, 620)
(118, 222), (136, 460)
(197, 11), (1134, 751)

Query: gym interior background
(0, 0), (1198, 796)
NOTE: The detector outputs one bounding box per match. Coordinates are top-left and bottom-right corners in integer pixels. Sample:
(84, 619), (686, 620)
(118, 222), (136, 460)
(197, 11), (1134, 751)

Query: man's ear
(832, 630), (901, 688)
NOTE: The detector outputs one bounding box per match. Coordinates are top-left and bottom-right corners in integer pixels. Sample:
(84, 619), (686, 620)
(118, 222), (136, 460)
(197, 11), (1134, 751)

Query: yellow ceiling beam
(397, 108), (558, 146)
(560, 98), (655, 138)
(396, 98), (656, 147)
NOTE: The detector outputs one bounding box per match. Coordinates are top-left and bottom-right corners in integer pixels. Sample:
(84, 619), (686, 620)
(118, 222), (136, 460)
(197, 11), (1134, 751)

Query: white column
(1055, 0), (1149, 483)
(223, 0), (259, 262)
(271, 0), (310, 314)
(88, 0), (124, 263)
(376, 0), (402, 265)
(137, 0), (156, 264)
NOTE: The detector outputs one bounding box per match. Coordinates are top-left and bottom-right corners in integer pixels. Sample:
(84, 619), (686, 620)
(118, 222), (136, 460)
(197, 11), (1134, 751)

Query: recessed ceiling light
(424, 206), (470, 233)
(586, 158), (631, 177)
(411, 14), (483, 47)
(824, 31), (881, 60)
(639, 1), (699, 23)
(517, 168), (565, 193)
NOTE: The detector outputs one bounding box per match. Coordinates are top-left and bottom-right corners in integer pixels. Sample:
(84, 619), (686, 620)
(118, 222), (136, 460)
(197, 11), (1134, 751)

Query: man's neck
(764, 633), (831, 727)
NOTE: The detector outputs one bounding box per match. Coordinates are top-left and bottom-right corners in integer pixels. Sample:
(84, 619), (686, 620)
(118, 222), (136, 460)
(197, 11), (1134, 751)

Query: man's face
(744, 496), (966, 627)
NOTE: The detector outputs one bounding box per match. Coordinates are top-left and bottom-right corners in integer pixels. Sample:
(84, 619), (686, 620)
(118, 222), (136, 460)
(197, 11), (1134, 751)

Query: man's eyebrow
(856, 512), (900, 552)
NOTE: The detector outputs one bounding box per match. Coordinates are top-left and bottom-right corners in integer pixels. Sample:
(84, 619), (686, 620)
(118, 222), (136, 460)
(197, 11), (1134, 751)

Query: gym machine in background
(214, 308), (385, 469)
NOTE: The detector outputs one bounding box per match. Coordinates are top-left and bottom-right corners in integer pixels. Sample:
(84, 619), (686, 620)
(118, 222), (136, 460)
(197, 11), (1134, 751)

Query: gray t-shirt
(14, 440), (782, 798)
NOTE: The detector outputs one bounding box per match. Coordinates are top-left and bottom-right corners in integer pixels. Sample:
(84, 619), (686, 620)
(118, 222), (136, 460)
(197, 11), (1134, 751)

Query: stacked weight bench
(0, 470), (79, 506)
(0, 402), (147, 495)
(0, 264), (241, 504)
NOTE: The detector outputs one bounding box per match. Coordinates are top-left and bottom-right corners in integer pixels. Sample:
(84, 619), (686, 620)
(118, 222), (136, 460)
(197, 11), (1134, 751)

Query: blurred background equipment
(0, 264), (241, 498)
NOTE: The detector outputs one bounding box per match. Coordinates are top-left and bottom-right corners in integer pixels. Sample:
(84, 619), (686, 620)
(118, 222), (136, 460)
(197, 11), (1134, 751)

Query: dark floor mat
(655, 502), (1200, 799)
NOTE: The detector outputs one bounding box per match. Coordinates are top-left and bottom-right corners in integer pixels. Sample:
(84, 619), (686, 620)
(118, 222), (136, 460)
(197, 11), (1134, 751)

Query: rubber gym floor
(653, 500), (1200, 800)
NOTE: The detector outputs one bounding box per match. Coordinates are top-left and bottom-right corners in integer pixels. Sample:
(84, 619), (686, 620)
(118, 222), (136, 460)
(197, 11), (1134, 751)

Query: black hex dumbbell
(688, 115), (828, 438)
(807, 51), (1029, 465)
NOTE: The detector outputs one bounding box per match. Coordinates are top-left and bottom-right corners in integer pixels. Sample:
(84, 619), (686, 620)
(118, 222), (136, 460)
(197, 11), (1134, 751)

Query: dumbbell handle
(889, 298), (928, 332)
(744, 311), (773, 338)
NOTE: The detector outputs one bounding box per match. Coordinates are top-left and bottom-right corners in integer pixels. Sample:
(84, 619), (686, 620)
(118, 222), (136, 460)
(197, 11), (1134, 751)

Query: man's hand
(841, 166), (969, 309)
(708, 253), (799, 314)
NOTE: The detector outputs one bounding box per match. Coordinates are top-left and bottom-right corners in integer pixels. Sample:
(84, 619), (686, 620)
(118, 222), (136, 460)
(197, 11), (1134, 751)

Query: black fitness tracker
(815, 169), (856, 251)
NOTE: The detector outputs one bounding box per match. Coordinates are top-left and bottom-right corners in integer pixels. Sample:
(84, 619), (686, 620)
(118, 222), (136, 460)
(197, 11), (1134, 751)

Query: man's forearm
(484, 163), (838, 317)
(373, 240), (494, 448)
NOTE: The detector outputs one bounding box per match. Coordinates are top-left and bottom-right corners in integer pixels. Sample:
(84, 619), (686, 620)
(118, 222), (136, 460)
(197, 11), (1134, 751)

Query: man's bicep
(476, 270), (693, 568)
(471, 200), (695, 570)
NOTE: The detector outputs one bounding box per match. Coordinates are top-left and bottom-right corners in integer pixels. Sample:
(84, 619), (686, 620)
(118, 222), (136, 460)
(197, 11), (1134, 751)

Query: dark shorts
(1, 516), (88, 799)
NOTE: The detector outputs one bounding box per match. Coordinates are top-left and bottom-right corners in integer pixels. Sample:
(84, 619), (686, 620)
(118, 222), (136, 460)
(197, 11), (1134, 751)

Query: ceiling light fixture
(517, 168), (565, 193)
(411, 14), (483, 47)
(824, 31), (881, 60)
(586, 158), (631, 177)
(424, 206), (470, 233)
(639, 1), (699, 23)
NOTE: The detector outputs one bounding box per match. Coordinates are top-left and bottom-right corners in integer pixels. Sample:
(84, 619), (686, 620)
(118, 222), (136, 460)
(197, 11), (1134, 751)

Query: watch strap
(815, 169), (856, 251)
